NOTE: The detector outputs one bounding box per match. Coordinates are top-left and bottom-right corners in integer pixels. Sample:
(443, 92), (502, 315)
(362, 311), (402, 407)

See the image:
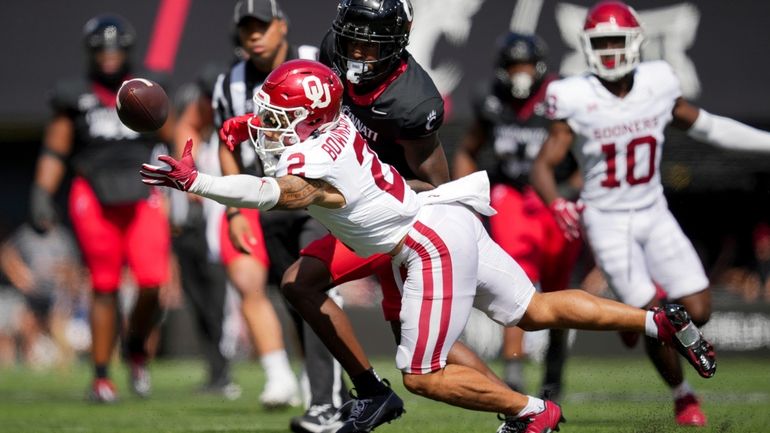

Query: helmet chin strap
(346, 61), (364, 84)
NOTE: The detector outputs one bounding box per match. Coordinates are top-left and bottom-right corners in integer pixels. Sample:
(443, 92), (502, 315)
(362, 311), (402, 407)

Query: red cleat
(89, 378), (118, 403)
(497, 400), (565, 433)
(652, 305), (717, 378)
(675, 394), (707, 427)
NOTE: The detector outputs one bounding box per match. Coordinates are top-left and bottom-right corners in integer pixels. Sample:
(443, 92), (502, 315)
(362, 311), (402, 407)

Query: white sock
(516, 396), (546, 417)
(261, 350), (293, 379)
(644, 311), (658, 339)
(672, 381), (694, 400)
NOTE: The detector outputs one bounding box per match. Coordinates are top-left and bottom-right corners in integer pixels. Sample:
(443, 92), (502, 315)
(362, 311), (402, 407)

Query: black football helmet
(494, 32), (548, 99)
(82, 14), (135, 86)
(332, 0), (413, 85)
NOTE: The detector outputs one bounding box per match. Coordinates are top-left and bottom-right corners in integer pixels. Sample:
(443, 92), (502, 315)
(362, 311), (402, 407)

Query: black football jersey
(320, 31), (444, 180)
(49, 71), (168, 204)
(472, 76), (554, 188)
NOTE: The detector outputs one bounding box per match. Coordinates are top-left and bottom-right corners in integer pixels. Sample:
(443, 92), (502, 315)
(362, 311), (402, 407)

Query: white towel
(417, 171), (497, 216)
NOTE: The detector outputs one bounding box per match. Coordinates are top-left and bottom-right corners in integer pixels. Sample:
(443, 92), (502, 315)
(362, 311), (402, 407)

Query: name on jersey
(342, 106), (379, 143)
(592, 116), (659, 140)
(321, 118), (354, 161)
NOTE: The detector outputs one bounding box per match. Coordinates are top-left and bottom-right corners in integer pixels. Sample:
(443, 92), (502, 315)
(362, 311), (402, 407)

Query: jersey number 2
(600, 135), (657, 188)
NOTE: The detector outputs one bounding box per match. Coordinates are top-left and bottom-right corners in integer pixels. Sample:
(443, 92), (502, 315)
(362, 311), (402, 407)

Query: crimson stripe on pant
(405, 221), (454, 373)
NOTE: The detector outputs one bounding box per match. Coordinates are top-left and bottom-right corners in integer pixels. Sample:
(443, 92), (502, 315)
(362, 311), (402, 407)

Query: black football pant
(172, 212), (230, 386)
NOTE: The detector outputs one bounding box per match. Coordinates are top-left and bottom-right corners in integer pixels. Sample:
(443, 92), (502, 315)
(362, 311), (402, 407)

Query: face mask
(510, 72), (534, 99)
(346, 61), (364, 84)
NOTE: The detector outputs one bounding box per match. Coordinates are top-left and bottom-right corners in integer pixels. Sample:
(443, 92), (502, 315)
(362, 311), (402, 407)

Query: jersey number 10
(600, 135), (657, 188)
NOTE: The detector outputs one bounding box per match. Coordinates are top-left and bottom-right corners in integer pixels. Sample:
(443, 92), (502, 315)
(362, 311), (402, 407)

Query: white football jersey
(546, 61), (681, 211)
(274, 115), (420, 257)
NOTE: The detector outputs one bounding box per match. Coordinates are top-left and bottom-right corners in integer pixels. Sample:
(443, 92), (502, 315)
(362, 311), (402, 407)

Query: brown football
(116, 78), (169, 132)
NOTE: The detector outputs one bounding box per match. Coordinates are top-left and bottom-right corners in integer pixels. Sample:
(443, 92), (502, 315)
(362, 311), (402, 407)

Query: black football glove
(29, 184), (57, 233)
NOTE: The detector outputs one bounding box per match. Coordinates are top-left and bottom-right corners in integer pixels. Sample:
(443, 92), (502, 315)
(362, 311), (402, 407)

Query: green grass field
(0, 356), (768, 433)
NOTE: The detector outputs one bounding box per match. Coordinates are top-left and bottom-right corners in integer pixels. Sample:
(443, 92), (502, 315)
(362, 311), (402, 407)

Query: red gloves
(550, 197), (584, 241)
(219, 114), (256, 151)
(140, 139), (198, 191)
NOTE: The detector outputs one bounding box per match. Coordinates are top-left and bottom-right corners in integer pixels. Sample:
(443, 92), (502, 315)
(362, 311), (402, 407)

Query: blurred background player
(532, 0), (770, 426)
(28, 14), (174, 402)
(171, 63), (240, 399)
(0, 222), (86, 369)
(452, 31), (582, 400)
(210, 0), (349, 420)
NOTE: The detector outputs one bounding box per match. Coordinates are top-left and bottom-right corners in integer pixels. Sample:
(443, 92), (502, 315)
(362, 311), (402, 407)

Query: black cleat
(290, 404), (345, 433)
(337, 379), (405, 433)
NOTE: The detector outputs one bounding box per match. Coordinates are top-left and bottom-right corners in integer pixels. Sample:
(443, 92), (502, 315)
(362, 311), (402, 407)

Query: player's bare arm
(671, 97), (770, 152)
(531, 120), (574, 205)
(451, 119), (486, 180)
(400, 133), (450, 192)
(273, 175), (345, 210)
(35, 114), (74, 194)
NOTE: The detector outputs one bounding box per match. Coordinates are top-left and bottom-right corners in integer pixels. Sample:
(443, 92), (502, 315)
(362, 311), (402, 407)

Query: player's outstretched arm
(140, 139), (344, 211)
(672, 98), (770, 152)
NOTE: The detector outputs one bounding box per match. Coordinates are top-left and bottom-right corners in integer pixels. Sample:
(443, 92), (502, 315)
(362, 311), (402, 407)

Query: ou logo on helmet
(302, 76), (331, 109)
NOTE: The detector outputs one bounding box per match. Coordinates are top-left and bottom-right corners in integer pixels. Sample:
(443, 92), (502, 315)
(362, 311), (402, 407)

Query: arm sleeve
(189, 173), (280, 210)
(688, 109), (770, 153)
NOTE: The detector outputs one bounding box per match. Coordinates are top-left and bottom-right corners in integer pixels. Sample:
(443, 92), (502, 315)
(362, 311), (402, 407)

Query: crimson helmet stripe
(584, 0), (641, 30)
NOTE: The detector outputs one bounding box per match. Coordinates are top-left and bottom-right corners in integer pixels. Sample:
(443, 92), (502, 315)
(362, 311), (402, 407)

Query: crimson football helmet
(249, 60), (344, 159)
(580, 1), (644, 81)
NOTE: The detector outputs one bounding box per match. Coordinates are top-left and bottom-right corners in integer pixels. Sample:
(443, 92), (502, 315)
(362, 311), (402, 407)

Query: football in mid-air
(116, 78), (169, 132)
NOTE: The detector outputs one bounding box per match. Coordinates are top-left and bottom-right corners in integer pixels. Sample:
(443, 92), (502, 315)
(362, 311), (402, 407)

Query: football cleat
(129, 359), (152, 398)
(674, 394), (707, 427)
(497, 400), (565, 433)
(337, 379), (405, 433)
(259, 373), (301, 409)
(290, 404), (345, 433)
(89, 378), (119, 403)
(652, 305), (717, 378)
